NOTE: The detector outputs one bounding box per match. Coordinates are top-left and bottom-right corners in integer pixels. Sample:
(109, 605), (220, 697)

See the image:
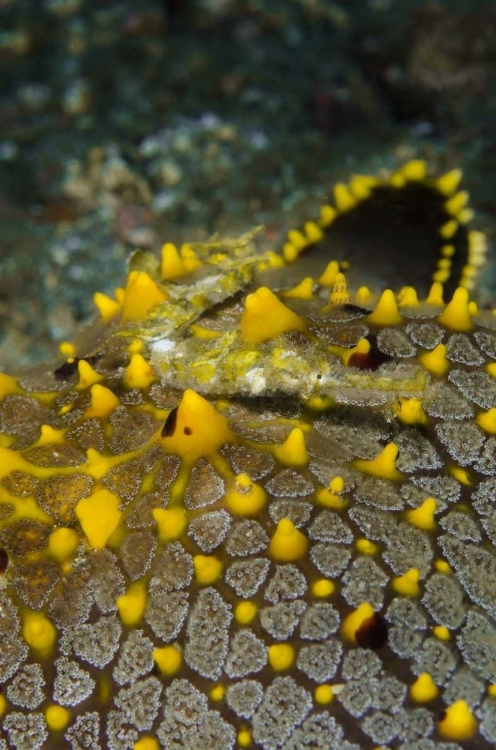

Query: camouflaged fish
(1, 159), (495, 750)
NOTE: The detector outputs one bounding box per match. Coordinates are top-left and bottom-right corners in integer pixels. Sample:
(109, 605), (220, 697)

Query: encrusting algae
(1, 160), (496, 749)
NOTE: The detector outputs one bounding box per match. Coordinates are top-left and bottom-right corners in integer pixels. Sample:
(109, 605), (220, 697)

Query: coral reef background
(1, 0), (496, 370)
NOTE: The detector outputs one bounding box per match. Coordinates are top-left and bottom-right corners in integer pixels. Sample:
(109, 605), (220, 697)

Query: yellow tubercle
(94, 291), (121, 321)
(268, 643), (295, 671)
(318, 260), (340, 286)
(355, 538), (378, 555)
(287, 228), (308, 251)
(366, 289), (402, 326)
(240, 287), (307, 345)
(76, 359), (104, 390)
(210, 684), (225, 701)
(319, 204), (337, 227)
(23, 611), (57, 657)
(274, 427), (309, 467)
(34, 424), (66, 447)
(85, 448), (122, 481)
(304, 220), (324, 244)
(85, 383), (120, 418)
(425, 282), (444, 306)
(437, 700), (477, 741)
(354, 442), (402, 481)
(392, 567), (420, 597)
(0, 371), (21, 400)
(312, 579), (335, 597)
(440, 219), (458, 239)
(225, 473), (267, 516)
(355, 286), (372, 305)
(281, 277), (315, 300)
(116, 580), (147, 627)
(153, 645), (182, 676)
(406, 498), (437, 531)
(190, 323), (222, 340)
(401, 159), (427, 181)
(122, 270), (167, 323)
(341, 602), (375, 643)
(153, 507), (188, 543)
(269, 518), (308, 562)
(235, 601), (258, 625)
(194, 555), (223, 584)
(161, 242), (189, 280)
(314, 684), (334, 705)
(134, 738), (160, 750)
(333, 183), (356, 212)
(349, 174), (377, 199)
(420, 344), (449, 377)
(449, 465), (472, 485)
(435, 559), (452, 574)
(395, 397), (428, 425)
(282, 242), (298, 263)
(161, 389), (233, 461)
(179, 243), (202, 273)
(0, 695), (6, 717)
(59, 341), (76, 357)
(436, 169), (462, 195)
(410, 673), (439, 703)
(48, 527), (79, 563)
(488, 685), (496, 698)
(437, 287), (473, 332)
(45, 705), (70, 732)
(75, 488), (122, 549)
(397, 286), (419, 307)
(476, 408), (496, 434)
(237, 729), (252, 748)
(433, 625), (451, 641)
(487, 362), (496, 378)
(445, 191), (469, 217)
(123, 352), (157, 389)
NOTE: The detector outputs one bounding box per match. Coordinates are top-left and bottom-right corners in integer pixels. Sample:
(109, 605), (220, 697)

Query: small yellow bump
(190, 323), (222, 340)
(210, 684), (225, 701)
(441, 244), (455, 257)
(153, 507), (188, 542)
(304, 220), (324, 243)
(23, 612), (56, 656)
(341, 602), (375, 643)
(268, 643), (295, 671)
(48, 527), (79, 563)
(459, 207), (474, 223)
(0, 371), (21, 399)
(342, 337), (370, 366)
(225, 473), (267, 516)
(349, 174), (377, 199)
(395, 397), (428, 425)
(45, 705), (70, 732)
(410, 673), (439, 703)
(235, 601), (258, 625)
(433, 625), (451, 641)
(274, 427), (309, 467)
(450, 465), (472, 486)
(76, 488), (121, 549)
(76, 359), (104, 390)
(440, 219), (458, 239)
(85, 383), (120, 417)
(401, 159), (427, 181)
(445, 191), (469, 216)
(476, 408), (496, 434)
(420, 343), (449, 377)
(240, 287), (307, 345)
(35, 424), (66, 446)
(153, 645), (182, 676)
(487, 362), (496, 378)
(397, 286), (419, 307)
(194, 555), (223, 584)
(134, 738), (160, 750)
(392, 567), (420, 597)
(355, 286), (372, 305)
(314, 684), (334, 705)
(319, 204), (337, 226)
(122, 270), (167, 323)
(318, 260), (340, 286)
(435, 559), (452, 574)
(237, 729), (252, 748)
(356, 538), (378, 555)
(366, 289), (402, 326)
(161, 242), (189, 280)
(0, 695), (6, 716)
(94, 291), (121, 321)
(269, 518), (308, 562)
(436, 169), (462, 196)
(354, 443), (402, 481)
(281, 277), (315, 300)
(406, 498), (437, 531)
(437, 287), (473, 332)
(287, 228), (308, 251)
(437, 700), (477, 741)
(312, 579), (335, 597)
(59, 341), (76, 357)
(124, 352), (157, 389)
(488, 684), (496, 698)
(425, 282), (444, 306)
(282, 242), (298, 263)
(116, 580), (147, 627)
(334, 183), (356, 212)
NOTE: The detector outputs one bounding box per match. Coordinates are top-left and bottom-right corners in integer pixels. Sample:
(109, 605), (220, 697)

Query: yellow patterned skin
(0, 162), (495, 750)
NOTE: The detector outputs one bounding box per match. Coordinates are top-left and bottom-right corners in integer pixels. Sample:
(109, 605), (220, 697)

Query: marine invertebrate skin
(1, 161), (495, 749)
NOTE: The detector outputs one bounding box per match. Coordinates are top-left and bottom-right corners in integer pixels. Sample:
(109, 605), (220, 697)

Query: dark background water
(0, 0), (495, 371)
